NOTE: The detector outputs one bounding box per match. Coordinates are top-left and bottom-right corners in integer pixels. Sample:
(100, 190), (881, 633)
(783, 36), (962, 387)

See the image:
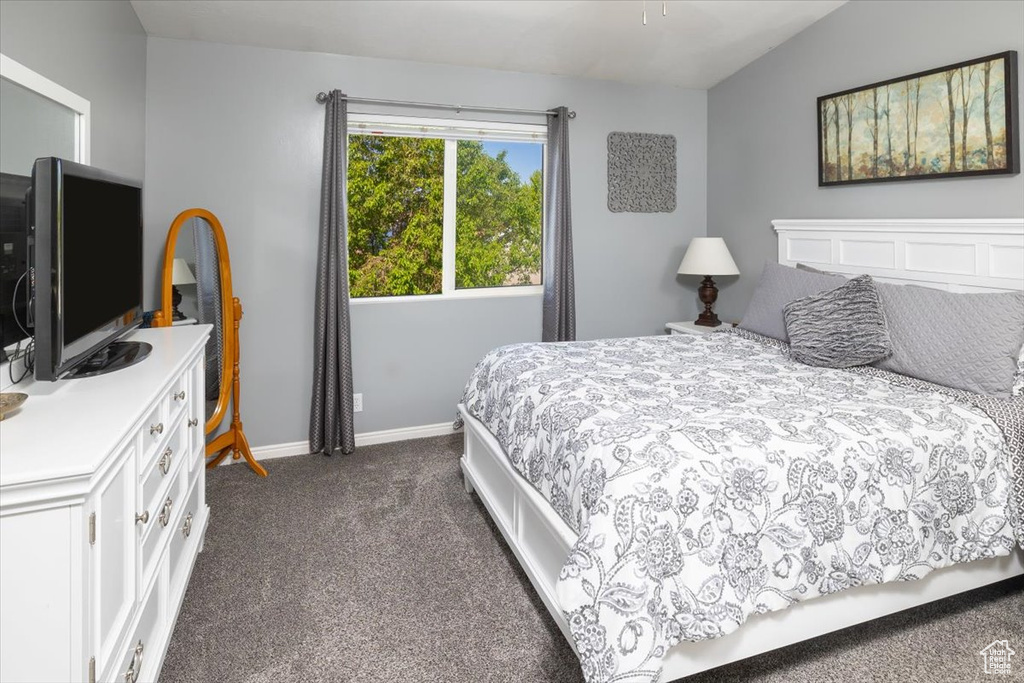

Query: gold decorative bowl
(0, 393), (28, 420)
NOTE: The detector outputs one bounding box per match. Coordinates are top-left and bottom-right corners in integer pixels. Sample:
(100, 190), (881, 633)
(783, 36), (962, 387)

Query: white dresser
(0, 326), (211, 683)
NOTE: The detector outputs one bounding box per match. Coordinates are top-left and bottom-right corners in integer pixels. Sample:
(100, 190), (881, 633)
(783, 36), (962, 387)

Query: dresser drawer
(168, 473), (203, 598)
(139, 398), (170, 467)
(167, 369), (190, 426)
(138, 460), (188, 592)
(105, 573), (161, 683)
(187, 358), (206, 470)
(139, 415), (186, 534)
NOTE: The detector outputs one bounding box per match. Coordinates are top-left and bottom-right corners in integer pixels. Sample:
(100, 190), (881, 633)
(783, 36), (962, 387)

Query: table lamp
(677, 237), (739, 327)
(171, 258), (196, 321)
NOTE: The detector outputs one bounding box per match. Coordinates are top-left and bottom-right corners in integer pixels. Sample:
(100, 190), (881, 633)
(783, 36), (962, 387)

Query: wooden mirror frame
(153, 208), (266, 476)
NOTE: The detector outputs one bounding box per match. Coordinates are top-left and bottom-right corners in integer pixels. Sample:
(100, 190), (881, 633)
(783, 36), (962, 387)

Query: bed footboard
(458, 403), (578, 649)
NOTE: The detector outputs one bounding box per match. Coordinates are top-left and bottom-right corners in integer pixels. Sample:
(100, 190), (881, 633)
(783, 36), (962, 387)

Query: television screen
(61, 174), (142, 345)
(31, 157), (144, 380)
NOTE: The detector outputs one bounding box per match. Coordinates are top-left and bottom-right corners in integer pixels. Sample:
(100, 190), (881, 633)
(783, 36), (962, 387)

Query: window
(347, 115), (544, 300)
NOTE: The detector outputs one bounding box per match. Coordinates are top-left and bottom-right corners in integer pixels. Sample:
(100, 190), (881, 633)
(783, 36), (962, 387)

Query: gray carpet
(161, 433), (1023, 683)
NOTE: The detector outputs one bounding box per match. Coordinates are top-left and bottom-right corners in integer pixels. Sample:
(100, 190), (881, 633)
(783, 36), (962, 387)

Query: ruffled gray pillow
(783, 275), (892, 369)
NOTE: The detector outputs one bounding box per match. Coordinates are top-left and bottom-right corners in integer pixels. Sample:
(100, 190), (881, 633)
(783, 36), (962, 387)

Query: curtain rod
(314, 92), (575, 119)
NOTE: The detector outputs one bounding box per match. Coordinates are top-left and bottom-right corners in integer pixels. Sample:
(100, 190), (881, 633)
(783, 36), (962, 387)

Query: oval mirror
(154, 209), (266, 476)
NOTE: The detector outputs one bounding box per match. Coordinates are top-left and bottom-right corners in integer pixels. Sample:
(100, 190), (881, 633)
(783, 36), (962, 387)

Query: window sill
(349, 285), (543, 305)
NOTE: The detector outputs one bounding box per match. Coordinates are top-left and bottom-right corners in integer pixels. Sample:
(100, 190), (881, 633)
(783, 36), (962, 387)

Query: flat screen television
(30, 157), (145, 381)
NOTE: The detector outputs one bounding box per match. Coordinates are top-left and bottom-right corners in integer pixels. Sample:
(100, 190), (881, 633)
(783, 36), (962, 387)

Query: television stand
(1, 327), (211, 682)
(66, 340), (152, 379)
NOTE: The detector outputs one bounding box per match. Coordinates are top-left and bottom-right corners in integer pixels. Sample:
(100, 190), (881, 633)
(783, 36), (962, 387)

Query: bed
(457, 219), (1024, 683)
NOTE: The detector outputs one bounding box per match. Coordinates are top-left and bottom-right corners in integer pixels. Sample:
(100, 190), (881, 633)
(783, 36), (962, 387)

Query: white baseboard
(248, 440), (310, 462)
(353, 421), (460, 447)
(218, 421), (461, 465)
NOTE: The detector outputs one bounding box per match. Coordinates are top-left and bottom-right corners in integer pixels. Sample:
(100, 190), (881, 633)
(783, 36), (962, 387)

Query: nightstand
(666, 321), (718, 336)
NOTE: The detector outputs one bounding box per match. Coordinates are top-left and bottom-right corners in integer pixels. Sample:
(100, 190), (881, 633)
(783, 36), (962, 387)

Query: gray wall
(707, 0), (1024, 322)
(0, 0), (147, 181)
(145, 38), (707, 445)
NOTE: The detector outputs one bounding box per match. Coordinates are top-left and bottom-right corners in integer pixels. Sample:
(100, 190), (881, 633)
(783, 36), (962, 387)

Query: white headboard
(773, 219), (1024, 293)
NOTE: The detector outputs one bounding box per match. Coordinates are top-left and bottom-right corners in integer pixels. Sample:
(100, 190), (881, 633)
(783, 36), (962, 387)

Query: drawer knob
(159, 448), (173, 475)
(135, 510), (149, 524)
(174, 390), (186, 401)
(182, 512), (194, 538)
(188, 417), (199, 428)
(123, 639), (144, 682)
(159, 497), (174, 527)
(149, 423), (164, 436)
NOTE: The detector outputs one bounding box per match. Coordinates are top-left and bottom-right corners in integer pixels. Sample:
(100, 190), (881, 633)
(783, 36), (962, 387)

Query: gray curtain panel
(542, 106), (576, 342)
(309, 90), (356, 456)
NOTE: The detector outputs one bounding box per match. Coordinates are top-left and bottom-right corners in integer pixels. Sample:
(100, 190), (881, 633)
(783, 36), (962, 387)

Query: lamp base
(693, 275), (722, 327)
(171, 285), (186, 321)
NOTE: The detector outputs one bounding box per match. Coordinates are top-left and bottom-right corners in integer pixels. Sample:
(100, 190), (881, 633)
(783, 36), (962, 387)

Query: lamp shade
(677, 237), (739, 276)
(172, 258), (197, 286)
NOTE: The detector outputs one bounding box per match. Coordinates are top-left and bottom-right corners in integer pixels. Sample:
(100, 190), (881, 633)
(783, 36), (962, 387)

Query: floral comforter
(460, 330), (1021, 683)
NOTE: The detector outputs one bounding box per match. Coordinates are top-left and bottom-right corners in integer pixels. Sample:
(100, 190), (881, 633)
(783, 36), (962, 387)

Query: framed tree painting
(818, 51), (1019, 186)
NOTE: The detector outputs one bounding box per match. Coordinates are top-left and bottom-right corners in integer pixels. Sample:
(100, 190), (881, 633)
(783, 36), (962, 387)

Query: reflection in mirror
(0, 78), (76, 174)
(0, 173), (32, 357)
(175, 217), (224, 422)
(0, 54), (90, 382)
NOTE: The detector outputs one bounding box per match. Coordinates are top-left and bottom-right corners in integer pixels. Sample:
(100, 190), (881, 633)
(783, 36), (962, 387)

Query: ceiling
(130, 0), (845, 89)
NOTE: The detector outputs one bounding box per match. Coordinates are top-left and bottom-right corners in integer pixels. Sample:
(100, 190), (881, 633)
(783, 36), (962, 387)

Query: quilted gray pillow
(740, 263), (847, 342)
(873, 284), (1024, 397)
(784, 276), (892, 368)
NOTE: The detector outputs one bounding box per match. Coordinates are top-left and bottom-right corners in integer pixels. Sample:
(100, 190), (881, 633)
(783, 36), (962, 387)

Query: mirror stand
(154, 208), (267, 477)
(200, 296), (265, 474)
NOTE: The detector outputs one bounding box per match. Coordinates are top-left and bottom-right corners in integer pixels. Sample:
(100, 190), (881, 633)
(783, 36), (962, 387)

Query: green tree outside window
(347, 133), (542, 298)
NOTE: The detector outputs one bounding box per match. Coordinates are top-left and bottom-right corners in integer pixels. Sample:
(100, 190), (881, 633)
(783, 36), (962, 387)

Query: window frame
(1, 53), (91, 165)
(347, 114), (546, 305)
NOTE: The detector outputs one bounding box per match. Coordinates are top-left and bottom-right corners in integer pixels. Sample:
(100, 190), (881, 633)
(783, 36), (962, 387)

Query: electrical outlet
(353, 393), (363, 413)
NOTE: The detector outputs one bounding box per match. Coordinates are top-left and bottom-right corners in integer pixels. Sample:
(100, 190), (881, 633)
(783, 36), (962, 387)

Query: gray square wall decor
(607, 132), (677, 213)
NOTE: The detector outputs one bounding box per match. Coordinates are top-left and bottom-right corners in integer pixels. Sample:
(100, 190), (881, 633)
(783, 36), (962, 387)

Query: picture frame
(817, 51), (1019, 186)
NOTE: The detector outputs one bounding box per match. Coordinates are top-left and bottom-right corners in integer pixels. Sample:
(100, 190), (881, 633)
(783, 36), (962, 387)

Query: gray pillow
(873, 284), (1024, 397)
(795, 263), (835, 275)
(739, 262), (847, 342)
(1014, 344), (1024, 396)
(784, 276), (892, 369)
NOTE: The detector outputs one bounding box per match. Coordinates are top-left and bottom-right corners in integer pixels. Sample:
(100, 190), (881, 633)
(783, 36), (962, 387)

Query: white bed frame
(459, 218), (1024, 681)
